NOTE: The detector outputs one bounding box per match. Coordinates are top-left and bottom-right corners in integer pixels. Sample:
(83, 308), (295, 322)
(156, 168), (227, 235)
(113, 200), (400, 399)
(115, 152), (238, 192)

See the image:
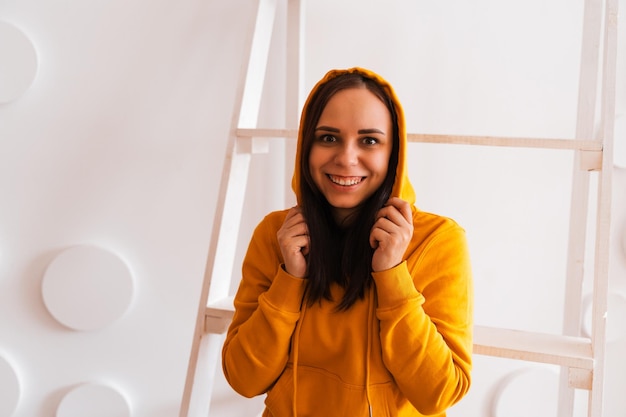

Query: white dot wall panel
(0, 0), (260, 416)
(604, 340), (626, 416)
(1, 1), (625, 417)
(490, 367), (560, 417)
(582, 292), (626, 343)
(57, 383), (131, 417)
(42, 245), (134, 331)
(0, 21), (37, 103)
(0, 354), (20, 417)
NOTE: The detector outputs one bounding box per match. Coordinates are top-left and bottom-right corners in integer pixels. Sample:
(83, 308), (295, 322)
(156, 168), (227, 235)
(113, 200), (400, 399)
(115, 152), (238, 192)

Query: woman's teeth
(329, 175), (363, 186)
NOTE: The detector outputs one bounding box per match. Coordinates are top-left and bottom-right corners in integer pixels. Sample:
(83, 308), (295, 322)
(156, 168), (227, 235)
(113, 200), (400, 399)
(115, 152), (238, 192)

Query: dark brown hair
(299, 72), (400, 310)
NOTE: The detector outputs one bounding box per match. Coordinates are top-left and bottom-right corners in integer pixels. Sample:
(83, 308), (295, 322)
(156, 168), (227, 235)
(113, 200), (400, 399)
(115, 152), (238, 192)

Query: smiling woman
(221, 67), (473, 417)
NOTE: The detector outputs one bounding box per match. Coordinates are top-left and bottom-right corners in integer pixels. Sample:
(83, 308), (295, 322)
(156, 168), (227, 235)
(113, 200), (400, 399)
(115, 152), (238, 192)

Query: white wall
(0, 0), (624, 417)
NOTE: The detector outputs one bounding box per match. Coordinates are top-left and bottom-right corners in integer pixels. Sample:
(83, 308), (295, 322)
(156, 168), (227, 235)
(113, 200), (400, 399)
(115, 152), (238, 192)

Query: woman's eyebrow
(315, 126), (340, 132)
(358, 128), (385, 135)
(315, 126), (386, 135)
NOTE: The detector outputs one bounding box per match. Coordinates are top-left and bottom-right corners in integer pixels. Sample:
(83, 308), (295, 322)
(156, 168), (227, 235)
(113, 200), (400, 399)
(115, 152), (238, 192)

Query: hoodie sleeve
(372, 217), (473, 416)
(222, 212), (307, 398)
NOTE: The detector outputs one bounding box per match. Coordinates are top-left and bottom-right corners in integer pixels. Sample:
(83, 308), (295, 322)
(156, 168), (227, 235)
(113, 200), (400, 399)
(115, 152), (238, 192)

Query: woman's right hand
(277, 206), (309, 278)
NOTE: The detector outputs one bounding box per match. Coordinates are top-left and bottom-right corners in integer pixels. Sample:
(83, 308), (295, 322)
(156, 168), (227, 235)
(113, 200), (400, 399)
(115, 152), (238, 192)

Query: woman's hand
(369, 197), (413, 272)
(277, 206), (310, 278)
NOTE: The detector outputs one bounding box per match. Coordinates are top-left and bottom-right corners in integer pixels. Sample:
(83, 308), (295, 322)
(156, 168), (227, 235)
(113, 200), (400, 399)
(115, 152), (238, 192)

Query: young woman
(222, 67), (473, 417)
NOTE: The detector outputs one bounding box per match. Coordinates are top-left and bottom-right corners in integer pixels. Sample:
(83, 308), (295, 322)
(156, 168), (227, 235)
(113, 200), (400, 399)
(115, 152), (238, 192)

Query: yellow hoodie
(222, 68), (473, 417)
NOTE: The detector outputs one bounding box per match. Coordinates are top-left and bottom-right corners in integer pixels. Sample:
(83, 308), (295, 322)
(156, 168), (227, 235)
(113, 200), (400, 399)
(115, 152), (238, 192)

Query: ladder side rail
(564, 0), (603, 339)
(238, 0), (279, 130)
(589, 1), (619, 415)
(286, 0), (305, 126)
(182, 152), (252, 417)
(180, 0), (278, 415)
(183, 333), (227, 417)
(559, 0), (604, 414)
(284, 0), (305, 207)
(208, 0), (279, 303)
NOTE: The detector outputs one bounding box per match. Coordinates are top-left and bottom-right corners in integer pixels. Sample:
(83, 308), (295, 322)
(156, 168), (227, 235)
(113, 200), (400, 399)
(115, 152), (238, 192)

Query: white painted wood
(284, 0), (305, 206)
(559, 0), (603, 413)
(405, 134), (600, 150)
(473, 326), (593, 370)
(179, 0), (278, 415)
(569, 367), (593, 391)
(237, 137), (271, 155)
(579, 150), (604, 171)
(184, 335), (225, 417)
(286, 0), (305, 125)
(588, 1), (619, 415)
(238, 0), (279, 129)
(204, 297), (236, 334)
(238, 128), (297, 139)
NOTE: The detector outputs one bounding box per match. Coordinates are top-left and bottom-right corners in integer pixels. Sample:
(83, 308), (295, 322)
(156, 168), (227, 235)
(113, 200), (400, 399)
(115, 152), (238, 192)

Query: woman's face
(309, 87), (393, 223)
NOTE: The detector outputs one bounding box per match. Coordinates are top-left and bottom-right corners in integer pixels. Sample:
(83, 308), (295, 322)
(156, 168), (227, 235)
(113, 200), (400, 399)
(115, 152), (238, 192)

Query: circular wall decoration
(0, 354), (20, 417)
(581, 292), (626, 343)
(42, 245), (134, 331)
(490, 367), (559, 417)
(57, 383), (131, 417)
(0, 21), (38, 103)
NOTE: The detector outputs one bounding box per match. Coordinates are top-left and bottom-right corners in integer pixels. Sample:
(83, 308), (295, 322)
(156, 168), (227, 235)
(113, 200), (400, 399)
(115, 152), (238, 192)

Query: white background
(0, 0), (625, 416)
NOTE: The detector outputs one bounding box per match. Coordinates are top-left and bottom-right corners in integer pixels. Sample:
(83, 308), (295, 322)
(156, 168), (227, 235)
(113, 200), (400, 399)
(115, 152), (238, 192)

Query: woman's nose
(334, 142), (358, 166)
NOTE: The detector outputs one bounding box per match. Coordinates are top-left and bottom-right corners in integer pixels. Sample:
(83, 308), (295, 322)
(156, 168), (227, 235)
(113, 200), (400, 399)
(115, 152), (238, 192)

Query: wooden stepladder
(179, 0), (619, 416)
(179, 1), (303, 416)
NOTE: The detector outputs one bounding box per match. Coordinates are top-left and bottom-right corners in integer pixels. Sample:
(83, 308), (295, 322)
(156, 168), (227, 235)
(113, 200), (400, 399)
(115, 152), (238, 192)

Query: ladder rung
(204, 296), (235, 334)
(407, 134), (601, 151)
(204, 297), (594, 371)
(206, 296), (235, 316)
(238, 128), (297, 138)
(236, 128), (602, 151)
(473, 325), (593, 369)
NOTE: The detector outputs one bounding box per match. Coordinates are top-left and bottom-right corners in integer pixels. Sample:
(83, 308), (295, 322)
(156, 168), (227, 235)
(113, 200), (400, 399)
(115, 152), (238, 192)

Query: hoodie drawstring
(365, 289), (375, 417)
(292, 301), (307, 417)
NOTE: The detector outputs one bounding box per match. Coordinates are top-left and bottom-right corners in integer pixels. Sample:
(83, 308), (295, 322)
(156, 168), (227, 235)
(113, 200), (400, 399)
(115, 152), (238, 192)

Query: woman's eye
(319, 134), (336, 143)
(362, 137), (378, 145)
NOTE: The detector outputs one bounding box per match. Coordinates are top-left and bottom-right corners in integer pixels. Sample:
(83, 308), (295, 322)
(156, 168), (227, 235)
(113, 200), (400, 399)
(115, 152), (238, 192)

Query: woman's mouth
(328, 175), (364, 186)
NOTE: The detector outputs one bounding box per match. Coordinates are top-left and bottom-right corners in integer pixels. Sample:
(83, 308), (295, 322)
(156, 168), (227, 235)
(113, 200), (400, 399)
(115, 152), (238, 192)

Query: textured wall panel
(41, 245), (134, 331)
(0, 21), (37, 103)
(0, 354), (20, 417)
(490, 367), (559, 417)
(57, 383), (131, 417)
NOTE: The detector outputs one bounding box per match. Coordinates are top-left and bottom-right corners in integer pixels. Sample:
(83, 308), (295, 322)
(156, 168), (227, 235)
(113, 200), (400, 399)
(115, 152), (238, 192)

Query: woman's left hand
(369, 197), (413, 272)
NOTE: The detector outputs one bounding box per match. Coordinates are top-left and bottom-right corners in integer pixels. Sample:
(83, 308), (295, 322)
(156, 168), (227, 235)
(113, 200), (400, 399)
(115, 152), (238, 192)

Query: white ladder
(179, 1), (619, 416)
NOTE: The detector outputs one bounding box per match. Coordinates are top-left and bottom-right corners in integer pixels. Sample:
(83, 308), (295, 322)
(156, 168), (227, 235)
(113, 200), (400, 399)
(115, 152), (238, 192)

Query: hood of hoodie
(291, 67), (416, 207)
